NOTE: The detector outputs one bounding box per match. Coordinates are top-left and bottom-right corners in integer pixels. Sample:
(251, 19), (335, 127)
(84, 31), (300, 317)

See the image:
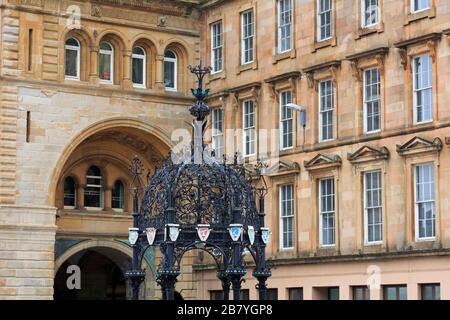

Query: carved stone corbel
(267, 83), (279, 103)
(289, 77), (297, 101)
(426, 39), (437, 63)
(349, 60), (362, 82)
(398, 48), (408, 70)
(306, 72), (317, 91)
(250, 86), (260, 107)
(375, 54), (385, 76)
(231, 92), (239, 110)
(329, 66), (339, 86)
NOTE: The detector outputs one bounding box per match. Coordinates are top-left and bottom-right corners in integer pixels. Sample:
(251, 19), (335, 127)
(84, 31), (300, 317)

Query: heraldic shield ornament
(261, 227), (270, 245)
(197, 224), (211, 242)
(146, 227), (156, 245)
(128, 228), (139, 245)
(229, 224), (243, 242)
(166, 224), (180, 242)
(247, 226), (255, 245)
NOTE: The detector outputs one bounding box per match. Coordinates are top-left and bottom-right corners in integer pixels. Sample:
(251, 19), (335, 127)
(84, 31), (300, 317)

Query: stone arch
(48, 117), (173, 206)
(163, 40), (191, 94)
(60, 27), (94, 81)
(54, 239), (154, 300)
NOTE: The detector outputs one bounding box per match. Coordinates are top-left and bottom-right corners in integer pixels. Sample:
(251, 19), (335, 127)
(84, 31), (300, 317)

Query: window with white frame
(280, 90), (294, 150)
(211, 21), (223, 73)
(413, 54), (432, 124)
(132, 47), (146, 88)
(411, 0), (430, 13)
(280, 184), (294, 249)
(164, 50), (177, 91)
(212, 108), (224, 159)
(277, 0), (292, 53)
(364, 171), (382, 244)
(99, 42), (114, 84)
(243, 100), (255, 157)
(363, 68), (381, 133)
(318, 80), (334, 142)
(241, 10), (255, 65)
(319, 178), (335, 246)
(65, 38), (80, 80)
(361, 0), (379, 28)
(317, 0), (332, 41)
(84, 166), (104, 208)
(415, 163), (435, 240)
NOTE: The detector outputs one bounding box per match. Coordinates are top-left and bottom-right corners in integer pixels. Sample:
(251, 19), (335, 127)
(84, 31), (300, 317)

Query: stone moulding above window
(394, 32), (442, 69)
(396, 136), (443, 157)
(347, 144), (390, 164)
(264, 71), (301, 103)
(303, 60), (341, 90)
(346, 46), (389, 80)
(264, 159), (300, 177)
(304, 153), (342, 171)
(227, 82), (261, 109)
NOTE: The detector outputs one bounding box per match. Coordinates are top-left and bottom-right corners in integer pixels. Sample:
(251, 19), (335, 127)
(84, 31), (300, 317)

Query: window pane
(64, 177), (76, 207)
(132, 57), (144, 85)
(65, 49), (78, 78)
(112, 180), (124, 209)
(164, 61), (175, 89)
(288, 288), (303, 300)
(99, 53), (112, 81)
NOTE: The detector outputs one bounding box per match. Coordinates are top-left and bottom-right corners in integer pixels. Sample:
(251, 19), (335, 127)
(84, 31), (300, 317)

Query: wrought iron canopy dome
(140, 155), (260, 230)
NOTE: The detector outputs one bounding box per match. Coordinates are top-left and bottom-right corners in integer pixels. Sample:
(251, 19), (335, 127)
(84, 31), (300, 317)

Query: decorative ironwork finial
(129, 155), (144, 188)
(188, 62), (212, 121)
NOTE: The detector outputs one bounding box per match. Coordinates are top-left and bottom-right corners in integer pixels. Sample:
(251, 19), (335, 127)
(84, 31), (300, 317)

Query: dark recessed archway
(54, 249), (129, 300)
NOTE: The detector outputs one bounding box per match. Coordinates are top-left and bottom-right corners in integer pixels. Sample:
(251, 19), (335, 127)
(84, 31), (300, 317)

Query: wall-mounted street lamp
(286, 103), (307, 145)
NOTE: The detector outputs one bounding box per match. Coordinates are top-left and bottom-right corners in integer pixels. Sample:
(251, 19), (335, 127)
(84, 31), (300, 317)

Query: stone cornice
(347, 144), (390, 164)
(302, 60), (341, 74)
(396, 136), (443, 156)
(393, 32), (442, 48)
(193, 248), (450, 270)
(0, 75), (195, 105)
(264, 71), (302, 84)
(90, 0), (200, 16)
(345, 46), (389, 61)
(304, 153), (342, 171)
(264, 160), (300, 177)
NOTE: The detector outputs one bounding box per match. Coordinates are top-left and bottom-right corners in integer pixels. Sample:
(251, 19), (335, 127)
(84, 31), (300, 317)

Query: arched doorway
(54, 247), (130, 300)
(50, 120), (172, 300)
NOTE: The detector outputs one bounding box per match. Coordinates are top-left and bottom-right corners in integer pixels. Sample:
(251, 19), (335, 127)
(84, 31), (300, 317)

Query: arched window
(112, 180), (125, 210)
(65, 38), (80, 80)
(99, 42), (114, 84)
(63, 176), (76, 207)
(84, 166), (103, 208)
(132, 47), (146, 88)
(164, 50), (177, 91)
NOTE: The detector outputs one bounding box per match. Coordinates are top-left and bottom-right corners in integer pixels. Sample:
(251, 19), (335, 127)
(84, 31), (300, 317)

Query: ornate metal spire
(188, 62), (212, 121)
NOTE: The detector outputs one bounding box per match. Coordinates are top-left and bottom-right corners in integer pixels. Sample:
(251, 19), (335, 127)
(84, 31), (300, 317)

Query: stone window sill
(404, 7), (436, 25)
(312, 37), (336, 52)
(237, 60), (258, 75)
(355, 22), (384, 40)
(272, 49), (296, 64)
(207, 70), (226, 83)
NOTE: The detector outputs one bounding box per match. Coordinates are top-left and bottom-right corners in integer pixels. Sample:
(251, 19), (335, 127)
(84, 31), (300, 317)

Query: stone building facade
(0, 0), (202, 300)
(194, 0), (450, 300)
(0, 0), (450, 300)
